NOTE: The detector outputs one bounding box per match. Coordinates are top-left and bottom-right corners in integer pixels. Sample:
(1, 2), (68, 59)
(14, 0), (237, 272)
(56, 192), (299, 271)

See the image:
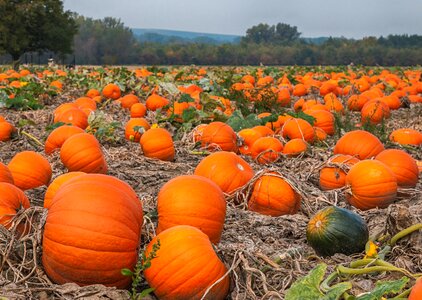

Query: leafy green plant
(86, 111), (120, 143)
(122, 239), (161, 300)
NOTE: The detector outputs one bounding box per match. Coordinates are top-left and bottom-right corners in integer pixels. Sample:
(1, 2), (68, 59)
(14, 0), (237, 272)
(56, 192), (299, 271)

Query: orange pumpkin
(361, 99), (390, 125)
(124, 118), (150, 142)
(375, 149), (419, 188)
(409, 278), (422, 300)
(319, 155), (360, 190)
(0, 162), (14, 184)
(194, 151), (254, 193)
(248, 172), (301, 216)
(281, 118), (315, 143)
(118, 94), (140, 109)
(347, 94), (370, 111)
(74, 97), (97, 112)
(346, 160), (397, 210)
(389, 128), (422, 146)
(282, 138), (308, 157)
(42, 174), (143, 288)
(237, 128), (263, 155)
(200, 122), (238, 152)
(250, 136), (284, 164)
(0, 182), (30, 230)
(54, 108), (89, 129)
(60, 133), (108, 174)
(102, 83), (121, 100)
(44, 172), (86, 209)
(333, 130), (384, 159)
(140, 128), (175, 161)
(0, 121), (15, 142)
(86, 88), (100, 99)
(53, 103), (78, 122)
(157, 175), (226, 244)
(144, 225), (230, 300)
(44, 125), (85, 154)
(252, 125), (274, 137)
(130, 103), (147, 118)
(304, 109), (335, 135)
(145, 93), (170, 111)
(8, 151), (52, 190)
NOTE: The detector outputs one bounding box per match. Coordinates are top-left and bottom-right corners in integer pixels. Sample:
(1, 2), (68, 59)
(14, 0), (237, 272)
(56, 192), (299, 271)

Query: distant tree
(242, 22), (301, 45)
(0, 0), (77, 69)
(274, 23), (301, 43)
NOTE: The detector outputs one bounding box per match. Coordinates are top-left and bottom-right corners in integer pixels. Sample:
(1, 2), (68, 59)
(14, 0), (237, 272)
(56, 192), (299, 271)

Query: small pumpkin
(389, 128), (422, 146)
(118, 94), (140, 109)
(346, 160), (397, 210)
(102, 83), (121, 100)
(281, 118), (315, 143)
(8, 151), (52, 190)
(42, 174), (143, 288)
(145, 93), (170, 111)
(0, 121), (16, 142)
(361, 99), (390, 125)
(124, 118), (150, 142)
(140, 128), (175, 161)
(44, 172), (86, 209)
(319, 155), (360, 190)
(248, 172), (301, 217)
(130, 103), (147, 118)
(0, 182), (30, 230)
(306, 206), (369, 257)
(283, 138), (308, 157)
(238, 128), (263, 155)
(409, 278), (422, 300)
(250, 136), (284, 164)
(60, 133), (108, 174)
(194, 151), (254, 193)
(157, 175), (226, 244)
(144, 225), (230, 300)
(200, 122), (238, 152)
(375, 149), (419, 188)
(303, 109), (335, 135)
(0, 162), (14, 184)
(44, 125), (85, 154)
(333, 130), (384, 159)
(54, 108), (89, 129)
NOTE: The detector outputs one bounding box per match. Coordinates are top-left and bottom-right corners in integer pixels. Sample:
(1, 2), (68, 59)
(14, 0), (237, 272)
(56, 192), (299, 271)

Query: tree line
(1, 1), (422, 67)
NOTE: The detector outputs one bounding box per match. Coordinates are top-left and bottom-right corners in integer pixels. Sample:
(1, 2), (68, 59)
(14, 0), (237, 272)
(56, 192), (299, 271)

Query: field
(0, 65), (421, 299)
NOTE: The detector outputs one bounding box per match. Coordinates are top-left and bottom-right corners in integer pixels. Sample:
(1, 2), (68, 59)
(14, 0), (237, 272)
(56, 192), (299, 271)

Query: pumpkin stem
(20, 130), (44, 148)
(389, 223), (422, 246)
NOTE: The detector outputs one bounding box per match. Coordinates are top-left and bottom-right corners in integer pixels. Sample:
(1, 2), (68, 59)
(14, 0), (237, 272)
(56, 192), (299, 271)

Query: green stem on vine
(320, 271), (340, 292)
(338, 265), (414, 278)
(391, 287), (412, 299)
(390, 223), (422, 246)
(20, 130), (43, 147)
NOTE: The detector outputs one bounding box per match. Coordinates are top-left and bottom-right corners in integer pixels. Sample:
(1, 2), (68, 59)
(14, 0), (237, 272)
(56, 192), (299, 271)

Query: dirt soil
(0, 89), (421, 299)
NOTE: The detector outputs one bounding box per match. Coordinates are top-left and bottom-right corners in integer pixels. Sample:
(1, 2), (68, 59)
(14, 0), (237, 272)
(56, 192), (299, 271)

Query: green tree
(0, 0), (77, 69)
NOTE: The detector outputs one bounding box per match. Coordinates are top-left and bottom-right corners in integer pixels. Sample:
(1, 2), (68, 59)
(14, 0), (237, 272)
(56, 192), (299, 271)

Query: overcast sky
(63, 0), (422, 38)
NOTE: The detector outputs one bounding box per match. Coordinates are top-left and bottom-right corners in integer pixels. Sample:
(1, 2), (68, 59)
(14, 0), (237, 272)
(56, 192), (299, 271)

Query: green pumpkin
(306, 206), (369, 257)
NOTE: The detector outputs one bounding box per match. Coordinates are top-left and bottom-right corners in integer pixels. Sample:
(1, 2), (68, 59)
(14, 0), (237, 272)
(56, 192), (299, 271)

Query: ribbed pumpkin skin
(333, 130), (385, 159)
(42, 174), (143, 288)
(409, 278), (422, 300)
(0, 121), (15, 141)
(124, 118), (150, 142)
(140, 128), (175, 161)
(375, 149), (419, 188)
(157, 175), (226, 244)
(283, 138), (308, 157)
(346, 160), (397, 210)
(44, 172), (86, 209)
(60, 133), (108, 174)
(281, 118), (315, 143)
(0, 182), (30, 229)
(54, 108), (89, 129)
(248, 173), (301, 217)
(200, 122), (238, 152)
(194, 151), (254, 193)
(306, 206), (369, 257)
(8, 151), (52, 190)
(319, 155), (360, 190)
(0, 162), (14, 184)
(44, 125), (85, 154)
(304, 109), (335, 135)
(144, 225), (230, 300)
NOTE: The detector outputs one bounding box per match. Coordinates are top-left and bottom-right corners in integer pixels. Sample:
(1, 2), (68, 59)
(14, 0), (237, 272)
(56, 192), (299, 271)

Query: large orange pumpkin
(0, 182), (30, 230)
(375, 149), (419, 188)
(361, 99), (390, 125)
(319, 155), (360, 190)
(248, 172), (301, 217)
(237, 128), (263, 155)
(303, 109), (335, 135)
(44, 125), (85, 154)
(54, 108), (89, 129)
(157, 175), (226, 244)
(389, 128), (422, 146)
(194, 151), (254, 193)
(8, 151), (52, 190)
(60, 133), (108, 174)
(140, 128), (175, 161)
(44, 172), (86, 209)
(144, 225), (230, 300)
(346, 160), (397, 210)
(0, 162), (14, 184)
(333, 130), (384, 159)
(200, 122), (238, 152)
(42, 174), (143, 288)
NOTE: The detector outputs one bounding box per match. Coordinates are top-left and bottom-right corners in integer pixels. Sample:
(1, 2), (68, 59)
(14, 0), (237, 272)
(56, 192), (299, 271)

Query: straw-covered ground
(0, 89), (421, 299)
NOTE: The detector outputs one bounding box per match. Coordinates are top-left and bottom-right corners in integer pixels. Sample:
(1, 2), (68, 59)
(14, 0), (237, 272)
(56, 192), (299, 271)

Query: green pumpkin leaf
(121, 268), (133, 277)
(226, 110), (262, 132)
(285, 264), (351, 300)
(356, 277), (409, 300)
